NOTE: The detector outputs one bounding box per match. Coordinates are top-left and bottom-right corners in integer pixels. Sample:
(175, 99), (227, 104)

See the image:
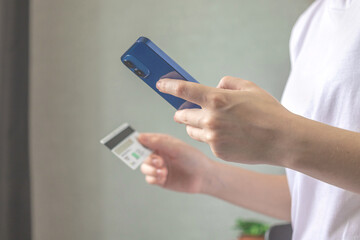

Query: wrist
(279, 112), (318, 171)
(275, 112), (304, 168)
(198, 159), (221, 195)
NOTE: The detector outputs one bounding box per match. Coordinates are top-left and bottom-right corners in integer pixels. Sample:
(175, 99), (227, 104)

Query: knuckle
(152, 134), (167, 145)
(150, 166), (157, 175)
(202, 116), (219, 129)
(205, 131), (218, 142)
(207, 92), (227, 108)
(152, 135), (160, 144)
(220, 76), (233, 84)
(174, 82), (187, 96)
(157, 158), (164, 167)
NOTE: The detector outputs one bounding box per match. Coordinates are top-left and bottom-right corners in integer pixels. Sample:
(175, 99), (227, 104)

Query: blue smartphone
(121, 37), (201, 110)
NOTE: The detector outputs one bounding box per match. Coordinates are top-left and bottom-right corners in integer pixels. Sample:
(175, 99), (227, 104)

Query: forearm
(200, 161), (291, 221)
(284, 114), (360, 194)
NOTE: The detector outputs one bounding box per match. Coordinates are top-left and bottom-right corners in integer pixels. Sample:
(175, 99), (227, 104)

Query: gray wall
(30, 1), (310, 239)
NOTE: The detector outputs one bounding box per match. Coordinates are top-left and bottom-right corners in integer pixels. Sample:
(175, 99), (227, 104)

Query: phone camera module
(124, 60), (135, 69)
(134, 68), (145, 78)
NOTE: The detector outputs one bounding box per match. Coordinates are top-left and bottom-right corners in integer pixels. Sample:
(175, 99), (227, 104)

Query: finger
(138, 133), (170, 151)
(140, 163), (157, 177)
(217, 76), (253, 90)
(151, 156), (165, 168)
(186, 125), (207, 142)
(138, 133), (179, 159)
(143, 154), (165, 168)
(156, 78), (215, 107)
(154, 167), (168, 179)
(174, 108), (204, 128)
(145, 174), (167, 186)
(141, 163), (167, 178)
(145, 175), (158, 185)
(143, 154), (155, 165)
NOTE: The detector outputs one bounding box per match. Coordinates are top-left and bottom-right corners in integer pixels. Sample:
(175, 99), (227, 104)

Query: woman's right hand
(138, 133), (214, 194)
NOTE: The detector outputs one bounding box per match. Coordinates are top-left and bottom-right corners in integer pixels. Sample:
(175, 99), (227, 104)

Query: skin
(138, 76), (360, 220)
(139, 133), (292, 220)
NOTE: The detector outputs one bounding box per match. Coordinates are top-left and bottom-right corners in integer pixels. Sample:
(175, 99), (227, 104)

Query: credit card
(100, 123), (152, 170)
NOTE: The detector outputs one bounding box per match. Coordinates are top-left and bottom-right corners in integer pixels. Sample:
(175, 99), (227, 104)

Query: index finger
(156, 78), (214, 107)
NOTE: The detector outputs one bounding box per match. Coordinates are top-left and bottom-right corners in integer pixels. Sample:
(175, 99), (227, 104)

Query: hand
(138, 133), (213, 193)
(156, 76), (295, 165)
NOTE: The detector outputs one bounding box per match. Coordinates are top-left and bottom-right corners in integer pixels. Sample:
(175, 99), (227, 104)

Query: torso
(281, 0), (360, 239)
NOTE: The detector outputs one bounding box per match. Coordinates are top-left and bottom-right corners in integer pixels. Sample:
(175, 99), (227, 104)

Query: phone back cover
(121, 37), (200, 110)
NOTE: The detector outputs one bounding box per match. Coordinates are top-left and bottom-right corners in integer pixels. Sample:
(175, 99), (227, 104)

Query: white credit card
(100, 123), (152, 170)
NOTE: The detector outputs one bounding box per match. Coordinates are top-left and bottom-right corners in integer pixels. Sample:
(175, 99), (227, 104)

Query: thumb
(216, 76), (252, 90)
(138, 133), (170, 151)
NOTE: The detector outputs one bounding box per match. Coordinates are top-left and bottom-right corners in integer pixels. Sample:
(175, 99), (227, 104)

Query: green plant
(234, 219), (270, 236)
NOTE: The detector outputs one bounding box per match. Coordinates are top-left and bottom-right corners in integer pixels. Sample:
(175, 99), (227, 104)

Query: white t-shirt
(281, 0), (360, 239)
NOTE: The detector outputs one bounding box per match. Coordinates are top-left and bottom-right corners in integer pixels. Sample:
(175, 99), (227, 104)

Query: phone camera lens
(124, 60), (135, 69)
(134, 68), (145, 77)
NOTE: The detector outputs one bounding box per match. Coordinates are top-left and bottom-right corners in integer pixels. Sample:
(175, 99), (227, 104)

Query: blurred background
(28, 0), (309, 239)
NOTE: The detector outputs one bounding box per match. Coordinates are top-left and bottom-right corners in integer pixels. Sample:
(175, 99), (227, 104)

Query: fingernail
(156, 169), (162, 175)
(156, 80), (163, 90)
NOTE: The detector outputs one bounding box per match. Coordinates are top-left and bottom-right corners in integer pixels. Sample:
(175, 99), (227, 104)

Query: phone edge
(137, 37), (199, 84)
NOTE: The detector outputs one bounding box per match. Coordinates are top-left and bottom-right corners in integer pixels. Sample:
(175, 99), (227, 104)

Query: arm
(202, 161), (291, 221)
(284, 114), (360, 194)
